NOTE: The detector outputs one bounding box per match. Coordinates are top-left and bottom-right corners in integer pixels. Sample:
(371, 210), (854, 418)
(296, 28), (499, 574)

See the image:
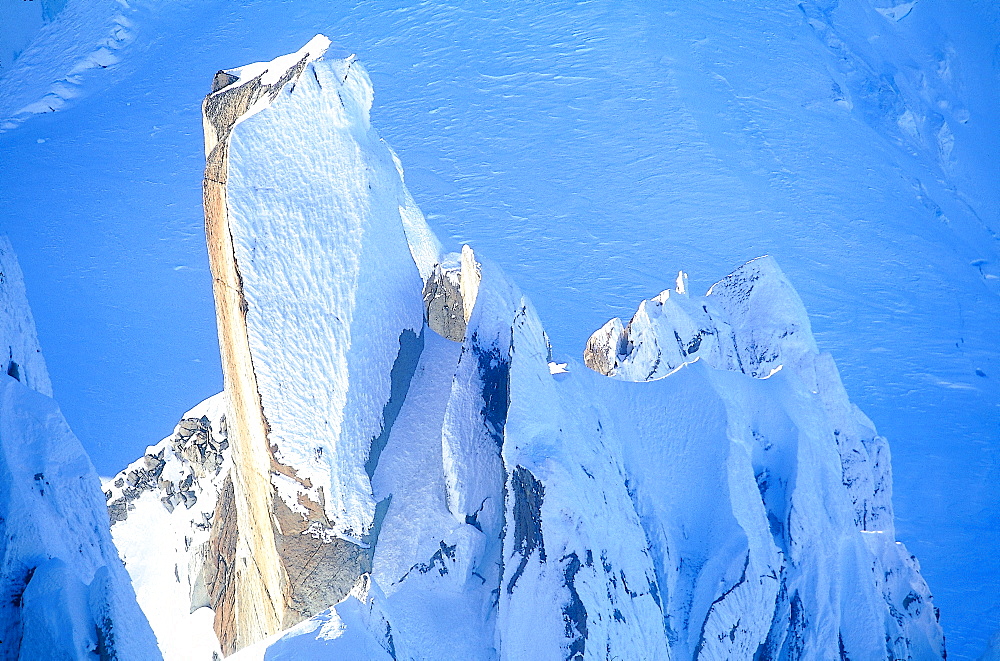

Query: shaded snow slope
(0, 236), (159, 660)
(2, 2), (997, 657)
(0, 237), (52, 398)
(0, 0), (64, 73)
(0, 0), (136, 131)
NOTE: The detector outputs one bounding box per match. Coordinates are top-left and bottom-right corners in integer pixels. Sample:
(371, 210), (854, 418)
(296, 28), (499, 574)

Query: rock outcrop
(106, 395), (231, 660)
(423, 245), (482, 342)
(199, 37), (333, 653)
(199, 34), (427, 653)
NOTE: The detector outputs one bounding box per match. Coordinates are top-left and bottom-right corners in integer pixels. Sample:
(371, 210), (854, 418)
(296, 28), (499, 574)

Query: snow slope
(0, 237), (52, 399)
(0, 0), (136, 132)
(1, 1), (997, 657)
(105, 394), (229, 661)
(581, 255), (941, 657)
(0, 0), (66, 73)
(0, 234), (160, 660)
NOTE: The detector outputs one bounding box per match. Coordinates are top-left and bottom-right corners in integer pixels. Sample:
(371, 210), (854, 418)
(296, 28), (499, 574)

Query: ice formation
(0, 235), (160, 660)
(99, 37), (948, 660)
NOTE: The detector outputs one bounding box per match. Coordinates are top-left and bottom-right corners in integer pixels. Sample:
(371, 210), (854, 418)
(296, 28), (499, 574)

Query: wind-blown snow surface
(219, 41), (427, 539)
(0, 235), (160, 660)
(106, 41), (943, 660)
(1, 1), (998, 656)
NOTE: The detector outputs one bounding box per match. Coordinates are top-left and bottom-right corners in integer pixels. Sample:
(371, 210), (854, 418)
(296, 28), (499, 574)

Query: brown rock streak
(201, 63), (309, 653)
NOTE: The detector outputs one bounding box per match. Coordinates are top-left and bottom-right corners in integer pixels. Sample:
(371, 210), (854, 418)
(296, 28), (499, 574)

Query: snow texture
(219, 39), (426, 539)
(2, 6), (997, 655)
(0, 0), (136, 132)
(0, 235), (159, 660)
(0, 0), (66, 72)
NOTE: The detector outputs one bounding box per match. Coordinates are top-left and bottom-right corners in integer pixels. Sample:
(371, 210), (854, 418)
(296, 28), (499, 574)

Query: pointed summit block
(201, 35), (428, 653)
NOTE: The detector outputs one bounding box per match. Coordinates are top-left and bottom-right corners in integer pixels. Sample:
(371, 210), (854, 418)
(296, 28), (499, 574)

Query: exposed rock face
(106, 414), (228, 524)
(205, 475), (237, 652)
(582, 316), (625, 377)
(0, 235), (159, 661)
(272, 496), (372, 628)
(109, 394), (364, 659)
(423, 245), (482, 342)
(199, 37), (331, 653)
(423, 264), (465, 341)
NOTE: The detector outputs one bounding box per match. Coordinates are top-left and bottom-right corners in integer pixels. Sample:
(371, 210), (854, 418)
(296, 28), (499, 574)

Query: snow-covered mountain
(3, 4), (997, 655)
(103, 38), (946, 660)
(0, 235), (160, 660)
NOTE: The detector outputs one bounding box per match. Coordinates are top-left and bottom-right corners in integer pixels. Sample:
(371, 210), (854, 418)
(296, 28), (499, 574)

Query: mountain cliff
(104, 37), (946, 659)
(0, 235), (160, 660)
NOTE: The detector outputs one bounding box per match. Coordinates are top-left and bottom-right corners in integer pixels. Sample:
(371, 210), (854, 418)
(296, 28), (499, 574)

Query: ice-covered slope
(583, 256), (941, 658)
(0, 235), (160, 660)
(109, 39), (944, 660)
